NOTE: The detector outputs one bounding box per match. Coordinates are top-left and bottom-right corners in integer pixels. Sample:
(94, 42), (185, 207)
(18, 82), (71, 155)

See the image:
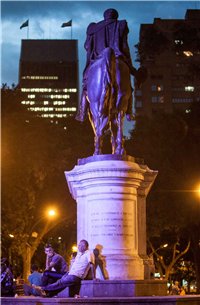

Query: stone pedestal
(65, 155), (158, 281)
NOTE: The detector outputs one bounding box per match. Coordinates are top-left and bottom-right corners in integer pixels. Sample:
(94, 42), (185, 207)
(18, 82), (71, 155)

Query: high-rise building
(19, 39), (79, 121)
(134, 9), (200, 117)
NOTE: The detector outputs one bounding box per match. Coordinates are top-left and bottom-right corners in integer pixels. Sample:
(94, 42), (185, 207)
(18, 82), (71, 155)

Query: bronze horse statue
(87, 47), (133, 155)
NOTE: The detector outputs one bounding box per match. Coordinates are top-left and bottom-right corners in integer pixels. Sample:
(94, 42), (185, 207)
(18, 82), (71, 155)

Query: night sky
(1, 0), (199, 135)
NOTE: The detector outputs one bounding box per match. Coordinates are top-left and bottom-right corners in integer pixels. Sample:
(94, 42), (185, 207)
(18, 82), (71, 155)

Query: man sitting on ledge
(33, 239), (95, 297)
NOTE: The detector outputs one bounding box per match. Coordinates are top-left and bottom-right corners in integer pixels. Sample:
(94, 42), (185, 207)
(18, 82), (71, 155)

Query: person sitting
(41, 244), (68, 287)
(33, 239), (95, 297)
(171, 281), (180, 295)
(1, 258), (13, 279)
(1, 262), (15, 297)
(23, 264), (43, 296)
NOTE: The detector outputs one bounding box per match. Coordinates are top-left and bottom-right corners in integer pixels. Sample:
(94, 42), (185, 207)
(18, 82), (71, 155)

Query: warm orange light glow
(163, 244), (168, 248)
(183, 51), (193, 57)
(72, 245), (77, 252)
(9, 234), (14, 238)
(49, 210), (55, 216)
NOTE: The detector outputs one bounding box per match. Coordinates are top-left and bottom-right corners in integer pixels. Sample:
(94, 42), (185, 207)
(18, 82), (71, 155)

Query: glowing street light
(28, 209), (56, 237)
(149, 243), (168, 257)
(49, 210), (56, 216)
(72, 245), (77, 252)
(198, 186), (200, 197)
(9, 234), (14, 238)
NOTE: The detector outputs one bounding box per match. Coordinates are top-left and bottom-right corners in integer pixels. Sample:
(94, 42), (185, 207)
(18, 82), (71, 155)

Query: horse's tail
(99, 47), (118, 117)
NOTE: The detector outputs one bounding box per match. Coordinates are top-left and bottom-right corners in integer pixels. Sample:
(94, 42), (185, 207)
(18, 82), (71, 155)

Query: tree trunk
(21, 216), (71, 281)
(22, 246), (31, 283)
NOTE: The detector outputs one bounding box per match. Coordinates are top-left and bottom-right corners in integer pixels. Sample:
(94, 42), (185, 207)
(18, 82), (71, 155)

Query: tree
(135, 26), (170, 64)
(1, 83), (94, 280)
(126, 107), (200, 289)
(148, 236), (190, 280)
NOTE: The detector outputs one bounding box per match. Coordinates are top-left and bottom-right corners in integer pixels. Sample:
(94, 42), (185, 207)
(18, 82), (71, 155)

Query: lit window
(63, 88), (77, 93)
(46, 95), (70, 99)
(55, 107), (76, 112)
(185, 86), (194, 92)
(151, 85), (163, 91)
(151, 97), (164, 103)
(175, 40), (183, 45)
(21, 76), (58, 80)
(44, 101), (49, 105)
(28, 95), (35, 98)
(21, 88), (75, 93)
(53, 101), (66, 105)
(158, 97), (164, 103)
(158, 85), (163, 91)
(22, 101), (35, 105)
(186, 110), (191, 113)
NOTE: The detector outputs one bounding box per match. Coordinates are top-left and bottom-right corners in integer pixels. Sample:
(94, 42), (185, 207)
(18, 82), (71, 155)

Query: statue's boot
(75, 92), (88, 122)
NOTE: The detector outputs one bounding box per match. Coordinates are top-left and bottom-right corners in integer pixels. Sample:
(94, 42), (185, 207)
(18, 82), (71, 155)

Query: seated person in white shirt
(33, 239), (95, 297)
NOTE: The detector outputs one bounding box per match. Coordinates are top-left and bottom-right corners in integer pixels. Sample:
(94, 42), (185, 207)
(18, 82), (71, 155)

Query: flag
(61, 20), (72, 27)
(20, 20), (29, 29)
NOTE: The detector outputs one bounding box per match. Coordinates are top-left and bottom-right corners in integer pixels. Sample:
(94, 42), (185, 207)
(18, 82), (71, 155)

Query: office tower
(19, 39), (79, 121)
(134, 9), (200, 117)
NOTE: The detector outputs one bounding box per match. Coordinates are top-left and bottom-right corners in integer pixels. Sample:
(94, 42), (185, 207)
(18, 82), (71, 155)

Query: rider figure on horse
(76, 8), (137, 123)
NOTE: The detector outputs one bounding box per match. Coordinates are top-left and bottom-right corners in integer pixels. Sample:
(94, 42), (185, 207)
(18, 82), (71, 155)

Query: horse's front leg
(116, 110), (126, 155)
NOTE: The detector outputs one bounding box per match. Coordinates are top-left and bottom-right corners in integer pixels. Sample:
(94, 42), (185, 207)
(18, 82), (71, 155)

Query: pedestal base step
(56, 279), (167, 298)
(79, 279), (167, 297)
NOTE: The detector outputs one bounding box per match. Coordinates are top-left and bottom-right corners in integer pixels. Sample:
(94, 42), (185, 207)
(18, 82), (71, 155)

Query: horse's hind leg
(116, 111), (126, 155)
(110, 117), (118, 154)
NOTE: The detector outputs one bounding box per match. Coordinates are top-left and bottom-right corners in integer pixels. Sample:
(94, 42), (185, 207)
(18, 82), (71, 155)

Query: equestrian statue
(76, 8), (148, 155)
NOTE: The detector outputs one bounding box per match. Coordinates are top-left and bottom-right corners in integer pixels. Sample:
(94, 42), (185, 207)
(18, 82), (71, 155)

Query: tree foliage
(1, 83), (94, 278)
(135, 27), (170, 64)
(126, 104), (200, 287)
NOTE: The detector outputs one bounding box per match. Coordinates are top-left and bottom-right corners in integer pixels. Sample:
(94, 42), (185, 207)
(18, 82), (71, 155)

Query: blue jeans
(41, 270), (65, 286)
(42, 274), (81, 292)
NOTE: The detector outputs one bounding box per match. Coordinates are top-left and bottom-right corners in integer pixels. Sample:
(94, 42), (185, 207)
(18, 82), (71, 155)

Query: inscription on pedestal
(89, 201), (136, 250)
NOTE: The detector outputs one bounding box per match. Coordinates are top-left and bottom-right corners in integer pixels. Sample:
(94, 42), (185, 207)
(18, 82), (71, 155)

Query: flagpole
(27, 19), (29, 39)
(71, 25), (72, 40)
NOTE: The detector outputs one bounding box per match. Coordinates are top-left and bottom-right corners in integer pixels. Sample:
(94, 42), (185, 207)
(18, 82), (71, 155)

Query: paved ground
(1, 295), (200, 305)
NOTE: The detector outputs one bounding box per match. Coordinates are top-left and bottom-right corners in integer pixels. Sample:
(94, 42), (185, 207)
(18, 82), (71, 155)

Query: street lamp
(149, 244), (168, 257)
(28, 209), (56, 237)
(49, 210), (55, 216)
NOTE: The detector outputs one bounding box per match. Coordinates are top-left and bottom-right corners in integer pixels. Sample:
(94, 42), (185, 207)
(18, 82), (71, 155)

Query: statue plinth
(65, 155), (158, 280)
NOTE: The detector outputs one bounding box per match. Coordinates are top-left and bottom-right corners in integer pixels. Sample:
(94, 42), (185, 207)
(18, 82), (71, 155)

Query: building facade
(19, 39), (79, 121)
(134, 9), (200, 117)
